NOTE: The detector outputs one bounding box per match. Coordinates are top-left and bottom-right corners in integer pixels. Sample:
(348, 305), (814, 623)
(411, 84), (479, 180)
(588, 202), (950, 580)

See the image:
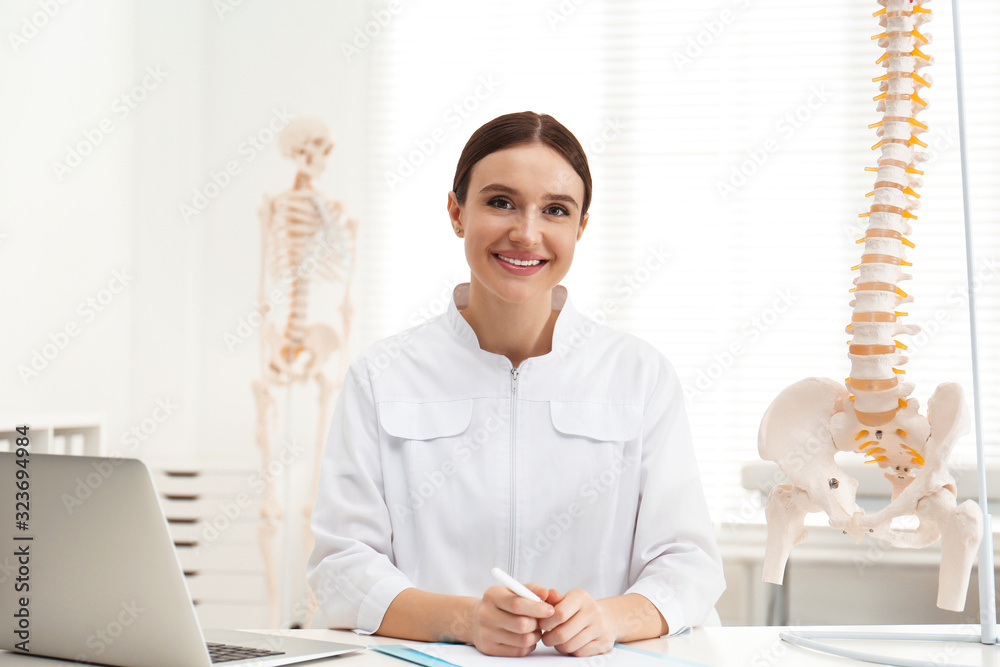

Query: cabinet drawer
(168, 518), (263, 543)
(194, 602), (270, 630)
(176, 542), (265, 572)
(160, 494), (263, 521)
(186, 572), (268, 603)
(153, 469), (259, 495)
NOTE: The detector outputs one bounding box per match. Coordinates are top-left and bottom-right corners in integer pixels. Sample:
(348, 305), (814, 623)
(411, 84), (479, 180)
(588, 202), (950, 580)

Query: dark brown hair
(452, 111), (592, 220)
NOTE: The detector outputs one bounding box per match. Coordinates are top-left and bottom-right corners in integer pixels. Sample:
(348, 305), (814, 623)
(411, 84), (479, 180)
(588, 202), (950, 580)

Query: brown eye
(487, 197), (513, 210)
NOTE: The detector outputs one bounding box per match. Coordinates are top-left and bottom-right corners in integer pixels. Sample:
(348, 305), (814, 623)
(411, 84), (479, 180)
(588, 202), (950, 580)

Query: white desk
(2, 626), (1000, 666)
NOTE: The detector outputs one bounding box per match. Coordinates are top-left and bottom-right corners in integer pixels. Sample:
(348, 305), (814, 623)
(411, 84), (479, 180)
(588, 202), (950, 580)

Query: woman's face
(448, 142), (588, 308)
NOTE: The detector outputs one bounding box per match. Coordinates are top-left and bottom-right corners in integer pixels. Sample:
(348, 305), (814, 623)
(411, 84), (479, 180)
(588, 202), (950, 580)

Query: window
(358, 0), (1000, 519)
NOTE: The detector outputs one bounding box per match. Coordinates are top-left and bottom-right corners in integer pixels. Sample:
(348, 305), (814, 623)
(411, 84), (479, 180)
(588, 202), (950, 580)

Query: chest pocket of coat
(545, 402), (642, 480)
(549, 402), (642, 444)
(377, 400), (478, 509)
(378, 399), (474, 441)
(534, 402), (643, 510)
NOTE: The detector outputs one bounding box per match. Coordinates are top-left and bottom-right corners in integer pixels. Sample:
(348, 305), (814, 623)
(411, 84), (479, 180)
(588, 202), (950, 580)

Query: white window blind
(355, 0), (1000, 520)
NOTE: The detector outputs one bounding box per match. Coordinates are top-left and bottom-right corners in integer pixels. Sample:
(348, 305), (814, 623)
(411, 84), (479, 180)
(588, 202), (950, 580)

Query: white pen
(490, 567), (544, 602)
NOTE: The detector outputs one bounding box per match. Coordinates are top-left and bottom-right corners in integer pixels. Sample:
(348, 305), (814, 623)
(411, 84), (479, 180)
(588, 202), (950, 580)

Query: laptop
(0, 451), (364, 666)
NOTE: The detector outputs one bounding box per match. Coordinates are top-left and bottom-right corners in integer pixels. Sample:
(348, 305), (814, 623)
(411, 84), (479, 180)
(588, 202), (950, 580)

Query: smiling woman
(307, 111), (725, 658)
(445, 113), (592, 368)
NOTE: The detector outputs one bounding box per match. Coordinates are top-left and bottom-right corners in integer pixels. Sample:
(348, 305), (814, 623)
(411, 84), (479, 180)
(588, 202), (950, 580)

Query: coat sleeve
(622, 353), (726, 635)
(307, 358), (415, 633)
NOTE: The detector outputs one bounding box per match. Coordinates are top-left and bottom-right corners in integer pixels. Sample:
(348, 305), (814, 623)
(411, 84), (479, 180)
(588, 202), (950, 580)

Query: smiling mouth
(495, 254), (547, 267)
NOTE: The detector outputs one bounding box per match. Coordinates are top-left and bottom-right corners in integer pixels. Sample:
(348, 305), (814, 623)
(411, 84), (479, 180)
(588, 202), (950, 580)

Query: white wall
(1, 0), (136, 448)
(1, 0), (371, 464)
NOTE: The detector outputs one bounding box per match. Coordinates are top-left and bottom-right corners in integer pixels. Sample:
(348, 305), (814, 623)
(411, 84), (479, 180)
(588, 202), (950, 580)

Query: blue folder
(371, 643), (709, 667)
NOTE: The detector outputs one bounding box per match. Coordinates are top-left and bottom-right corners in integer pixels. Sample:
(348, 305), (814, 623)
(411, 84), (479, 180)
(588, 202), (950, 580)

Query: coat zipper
(508, 366), (519, 574)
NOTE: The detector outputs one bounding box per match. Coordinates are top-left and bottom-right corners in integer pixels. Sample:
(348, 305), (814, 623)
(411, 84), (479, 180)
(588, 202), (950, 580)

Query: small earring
(455, 228), (462, 236)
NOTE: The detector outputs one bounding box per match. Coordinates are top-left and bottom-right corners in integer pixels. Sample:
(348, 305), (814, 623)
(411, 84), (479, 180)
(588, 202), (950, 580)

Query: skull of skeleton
(279, 116), (334, 182)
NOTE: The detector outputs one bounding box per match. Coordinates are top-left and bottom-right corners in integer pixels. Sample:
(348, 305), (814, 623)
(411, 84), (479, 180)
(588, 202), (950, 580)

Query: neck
(294, 172), (312, 190)
(460, 280), (559, 368)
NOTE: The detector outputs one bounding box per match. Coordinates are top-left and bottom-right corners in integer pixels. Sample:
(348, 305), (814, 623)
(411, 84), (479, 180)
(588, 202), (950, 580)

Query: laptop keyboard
(206, 641), (286, 663)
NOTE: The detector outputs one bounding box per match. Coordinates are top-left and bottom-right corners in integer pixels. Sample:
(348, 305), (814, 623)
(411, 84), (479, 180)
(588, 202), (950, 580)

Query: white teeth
(497, 255), (542, 267)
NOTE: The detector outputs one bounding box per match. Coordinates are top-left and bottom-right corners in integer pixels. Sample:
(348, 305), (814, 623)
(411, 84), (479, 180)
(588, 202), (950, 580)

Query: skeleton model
(758, 0), (982, 612)
(252, 117), (356, 627)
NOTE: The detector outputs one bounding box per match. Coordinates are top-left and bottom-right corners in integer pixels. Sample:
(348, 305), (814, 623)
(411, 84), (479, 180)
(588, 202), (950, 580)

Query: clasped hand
(470, 584), (616, 657)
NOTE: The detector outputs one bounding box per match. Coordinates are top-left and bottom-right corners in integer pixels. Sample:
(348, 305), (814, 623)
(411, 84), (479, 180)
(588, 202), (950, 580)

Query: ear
(576, 212), (588, 241)
(447, 191), (463, 233)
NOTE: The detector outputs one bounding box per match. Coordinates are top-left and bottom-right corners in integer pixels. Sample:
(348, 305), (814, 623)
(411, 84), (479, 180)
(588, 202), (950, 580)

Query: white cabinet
(0, 413), (103, 455)
(150, 466), (271, 629)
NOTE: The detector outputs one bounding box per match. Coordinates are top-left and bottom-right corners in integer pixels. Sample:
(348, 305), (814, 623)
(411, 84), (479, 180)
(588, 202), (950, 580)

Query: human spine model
(253, 116), (356, 626)
(758, 0), (982, 612)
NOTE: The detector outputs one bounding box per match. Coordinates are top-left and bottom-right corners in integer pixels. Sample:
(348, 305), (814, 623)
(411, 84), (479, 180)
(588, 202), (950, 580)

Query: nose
(508, 207), (542, 246)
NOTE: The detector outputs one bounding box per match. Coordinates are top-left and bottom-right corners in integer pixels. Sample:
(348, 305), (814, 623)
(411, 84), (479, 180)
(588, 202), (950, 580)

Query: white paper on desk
(413, 643), (708, 667)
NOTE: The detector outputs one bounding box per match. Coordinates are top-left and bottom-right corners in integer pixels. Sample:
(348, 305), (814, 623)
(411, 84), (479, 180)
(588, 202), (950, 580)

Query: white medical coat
(308, 284), (725, 636)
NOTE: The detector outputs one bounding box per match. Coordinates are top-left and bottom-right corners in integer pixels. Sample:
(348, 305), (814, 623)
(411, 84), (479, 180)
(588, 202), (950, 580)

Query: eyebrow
(478, 183), (579, 209)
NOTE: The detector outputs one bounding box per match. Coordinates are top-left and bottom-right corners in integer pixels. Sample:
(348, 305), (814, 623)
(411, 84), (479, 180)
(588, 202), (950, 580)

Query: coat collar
(445, 283), (583, 357)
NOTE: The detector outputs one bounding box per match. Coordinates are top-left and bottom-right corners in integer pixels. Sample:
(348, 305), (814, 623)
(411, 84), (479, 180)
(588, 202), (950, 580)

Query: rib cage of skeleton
(757, 0), (982, 612)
